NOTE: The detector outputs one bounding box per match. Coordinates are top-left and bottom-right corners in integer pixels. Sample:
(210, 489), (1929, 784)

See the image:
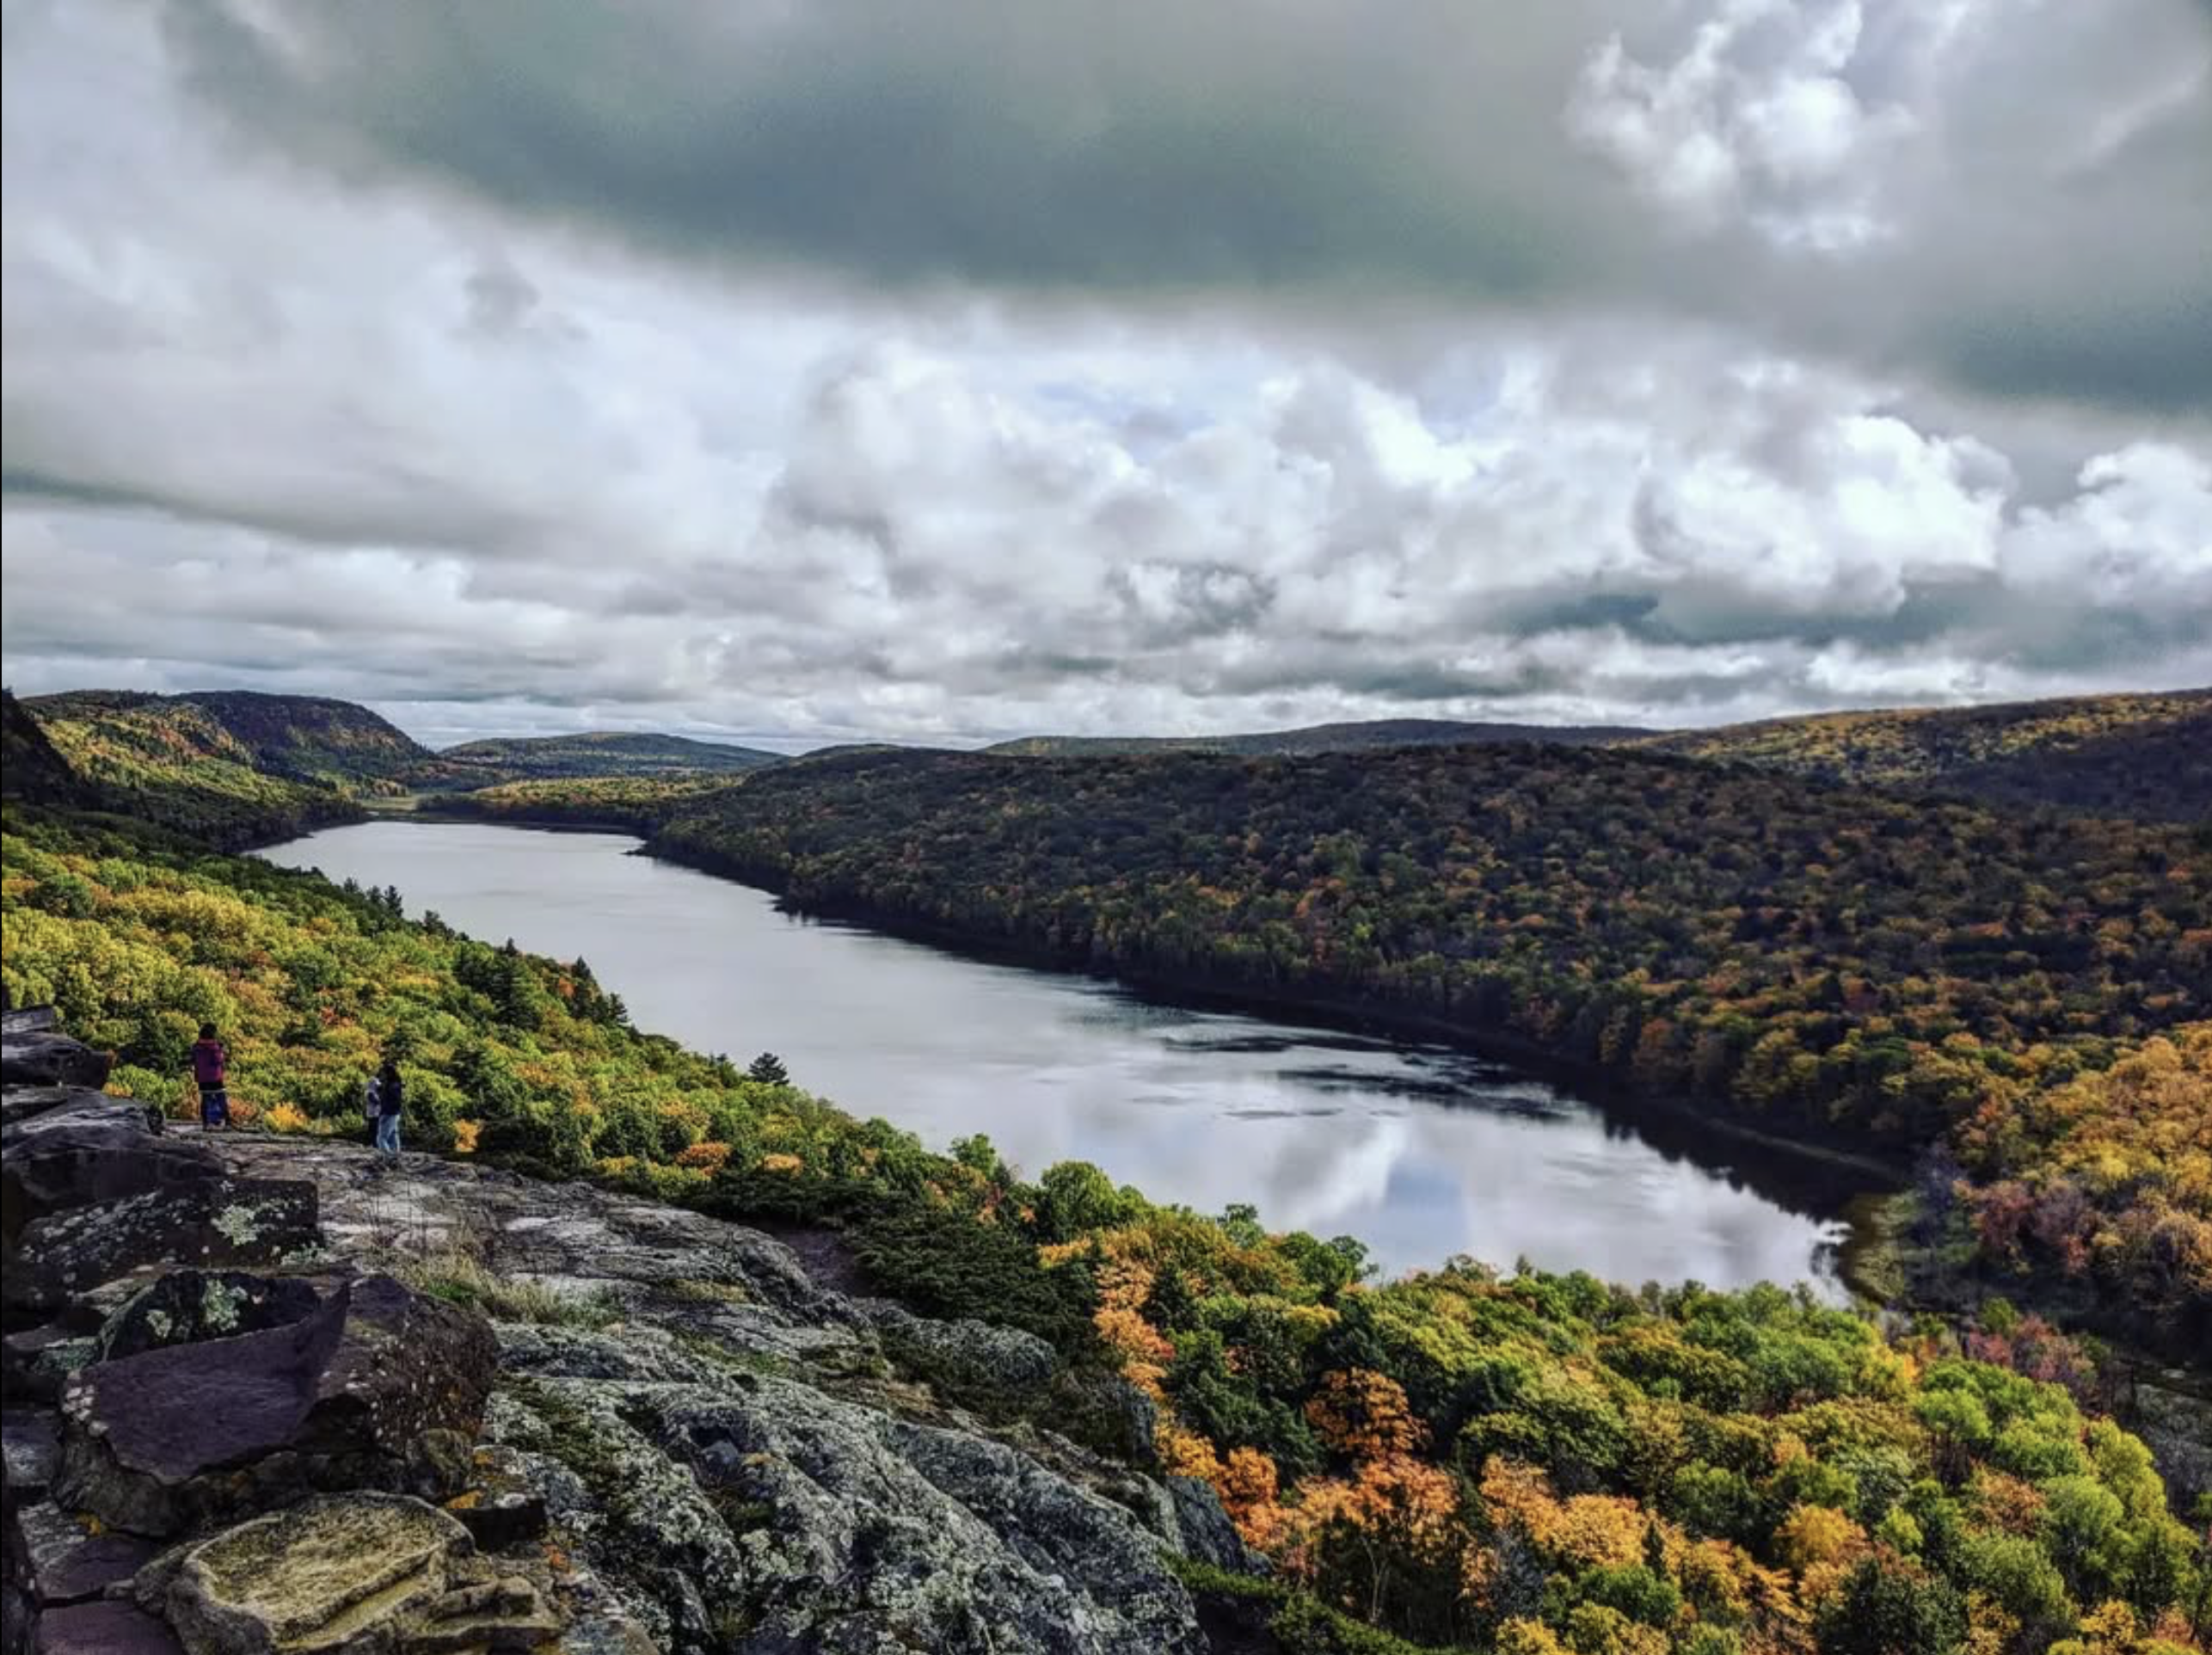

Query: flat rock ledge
(3, 1019), (1250, 1654)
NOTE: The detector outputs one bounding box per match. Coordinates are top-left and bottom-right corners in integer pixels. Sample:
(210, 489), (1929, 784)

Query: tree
(1816, 1555), (1966, 1654)
(746, 1051), (790, 1086)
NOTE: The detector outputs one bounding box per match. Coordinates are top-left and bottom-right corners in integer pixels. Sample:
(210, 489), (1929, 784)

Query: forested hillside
(0, 688), (91, 804)
(15, 689), (404, 845)
(648, 745), (2212, 1357)
(3, 801), (2206, 1652)
(987, 717), (1649, 759)
(12, 689), (774, 841)
(415, 729), (780, 790)
(433, 773), (740, 833)
(1636, 692), (2212, 822)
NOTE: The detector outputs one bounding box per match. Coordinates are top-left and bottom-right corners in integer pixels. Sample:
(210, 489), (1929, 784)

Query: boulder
(4, 1102), (219, 1249)
(163, 1493), (470, 1655)
(436, 1448), (547, 1553)
(0, 1328), (93, 1408)
(57, 1275), (497, 1538)
(92, 1272), (326, 1364)
(2, 1412), (60, 1510)
(398, 1576), (562, 1654)
(30, 1600), (181, 1655)
(0, 1088), (89, 1133)
(7, 1501), (158, 1608)
(6, 1180), (319, 1317)
(0, 1034), (111, 1092)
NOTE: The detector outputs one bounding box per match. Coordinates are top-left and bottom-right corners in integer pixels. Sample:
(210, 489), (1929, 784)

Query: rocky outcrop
(57, 1271), (498, 1536)
(0, 1010), (113, 1092)
(2, 1019), (1251, 1654)
(2, 1068), (317, 1321)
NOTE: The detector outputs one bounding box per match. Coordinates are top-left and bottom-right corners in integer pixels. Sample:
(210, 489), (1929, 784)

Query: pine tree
(746, 1051), (790, 1086)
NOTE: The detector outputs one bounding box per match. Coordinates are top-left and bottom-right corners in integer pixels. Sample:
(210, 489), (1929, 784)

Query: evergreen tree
(746, 1051), (790, 1086)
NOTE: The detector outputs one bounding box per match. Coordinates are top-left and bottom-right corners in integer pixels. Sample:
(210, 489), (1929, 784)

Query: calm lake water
(259, 821), (1858, 1293)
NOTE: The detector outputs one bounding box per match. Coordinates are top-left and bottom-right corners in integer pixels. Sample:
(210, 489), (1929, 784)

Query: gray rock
(489, 1380), (749, 1652)
(4, 1579), (28, 1655)
(2, 1412), (61, 1509)
(1168, 1477), (1258, 1575)
(864, 1301), (1060, 1397)
(399, 1574), (563, 1653)
(90, 1272), (326, 1364)
(6, 1180), (319, 1317)
(439, 1476), (547, 1554)
(0, 1088), (94, 1133)
(3, 1092), (211, 1252)
(0, 1034), (112, 1092)
(7, 1501), (157, 1607)
(159, 1135), (1219, 1652)
(0, 1329), (92, 1409)
(31, 1599), (181, 1655)
(57, 1275), (496, 1538)
(604, 1375), (1201, 1653)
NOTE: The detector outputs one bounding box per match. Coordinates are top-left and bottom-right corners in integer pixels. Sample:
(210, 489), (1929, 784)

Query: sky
(3, 1), (2209, 750)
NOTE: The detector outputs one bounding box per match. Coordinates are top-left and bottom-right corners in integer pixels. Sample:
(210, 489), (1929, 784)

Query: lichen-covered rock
(435, 1445), (547, 1553)
(56, 1276), (496, 1538)
(163, 1493), (470, 1655)
(3, 1090), (212, 1252)
(488, 1371), (1203, 1655)
(863, 1301), (1060, 1398)
(488, 1381), (749, 1652)
(7, 1180), (319, 1317)
(1167, 1477), (1257, 1576)
(92, 1272), (327, 1364)
(0, 1327), (93, 1408)
(397, 1574), (562, 1654)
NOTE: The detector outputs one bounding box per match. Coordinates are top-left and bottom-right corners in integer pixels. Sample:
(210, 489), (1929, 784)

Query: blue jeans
(374, 1114), (401, 1156)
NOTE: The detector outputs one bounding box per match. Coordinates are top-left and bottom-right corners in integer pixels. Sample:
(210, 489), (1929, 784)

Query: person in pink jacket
(190, 1024), (230, 1129)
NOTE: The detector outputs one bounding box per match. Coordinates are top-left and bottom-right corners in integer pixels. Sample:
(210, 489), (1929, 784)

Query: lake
(258, 820), (1861, 1293)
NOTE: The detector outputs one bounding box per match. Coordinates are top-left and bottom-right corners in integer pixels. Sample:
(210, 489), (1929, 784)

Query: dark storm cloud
(161, 1), (1611, 298)
(157, 0), (2212, 416)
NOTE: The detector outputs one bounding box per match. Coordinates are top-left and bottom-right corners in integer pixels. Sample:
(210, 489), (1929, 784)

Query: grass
(397, 1245), (625, 1329)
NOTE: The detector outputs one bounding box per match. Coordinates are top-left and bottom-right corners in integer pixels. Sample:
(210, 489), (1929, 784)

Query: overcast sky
(3, 1), (2208, 748)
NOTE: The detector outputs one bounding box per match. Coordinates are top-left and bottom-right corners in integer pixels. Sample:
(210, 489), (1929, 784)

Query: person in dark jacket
(190, 1024), (229, 1129)
(369, 1056), (404, 1160)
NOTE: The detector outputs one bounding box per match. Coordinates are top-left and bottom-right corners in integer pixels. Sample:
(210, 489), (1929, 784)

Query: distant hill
(28, 689), (429, 786)
(415, 730), (782, 791)
(0, 689), (91, 804)
(983, 717), (1650, 759)
(1634, 689), (2212, 821)
(11, 691), (789, 837)
(16, 689), (411, 845)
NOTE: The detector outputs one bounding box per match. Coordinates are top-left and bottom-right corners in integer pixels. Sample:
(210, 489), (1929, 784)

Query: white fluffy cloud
(2, 0), (2207, 744)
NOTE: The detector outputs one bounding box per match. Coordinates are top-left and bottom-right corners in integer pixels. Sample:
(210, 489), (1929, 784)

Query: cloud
(1, 1), (2207, 744)
(146, 0), (2212, 416)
